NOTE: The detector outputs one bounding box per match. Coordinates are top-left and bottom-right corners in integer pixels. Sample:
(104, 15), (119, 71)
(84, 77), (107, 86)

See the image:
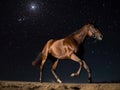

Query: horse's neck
(72, 28), (88, 44)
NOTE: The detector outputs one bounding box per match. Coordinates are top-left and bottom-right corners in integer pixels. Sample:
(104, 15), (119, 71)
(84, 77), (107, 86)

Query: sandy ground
(0, 81), (120, 90)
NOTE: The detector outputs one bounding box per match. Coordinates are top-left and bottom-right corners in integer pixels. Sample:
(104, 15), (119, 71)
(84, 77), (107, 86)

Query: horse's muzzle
(98, 35), (103, 40)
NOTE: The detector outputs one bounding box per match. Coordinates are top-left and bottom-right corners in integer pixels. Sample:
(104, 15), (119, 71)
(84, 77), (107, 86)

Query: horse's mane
(70, 24), (89, 37)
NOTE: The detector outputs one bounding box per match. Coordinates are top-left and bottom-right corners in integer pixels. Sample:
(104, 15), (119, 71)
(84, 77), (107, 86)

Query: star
(17, 17), (26, 22)
(27, 1), (44, 16)
(31, 5), (35, 9)
(18, 18), (25, 22)
(91, 50), (95, 54)
(31, 4), (36, 10)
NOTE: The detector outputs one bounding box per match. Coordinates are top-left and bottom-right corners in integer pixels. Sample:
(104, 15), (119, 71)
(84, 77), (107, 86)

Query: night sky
(0, 0), (120, 83)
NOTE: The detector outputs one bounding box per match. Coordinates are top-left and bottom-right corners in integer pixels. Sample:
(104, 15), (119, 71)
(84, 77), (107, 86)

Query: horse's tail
(32, 52), (42, 66)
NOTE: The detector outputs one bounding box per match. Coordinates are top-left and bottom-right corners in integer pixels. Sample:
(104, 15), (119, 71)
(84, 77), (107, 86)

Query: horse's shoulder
(64, 36), (75, 43)
(63, 37), (73, 46)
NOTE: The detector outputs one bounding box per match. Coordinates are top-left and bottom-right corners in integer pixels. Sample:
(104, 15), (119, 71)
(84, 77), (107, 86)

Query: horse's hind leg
(82, 60), (92, 83)
(40, 56), (47, 82)
(40, 39), (54, 82)
(51, 59), (62, 83)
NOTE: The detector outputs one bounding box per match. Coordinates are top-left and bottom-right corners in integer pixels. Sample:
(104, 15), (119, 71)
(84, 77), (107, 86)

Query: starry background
(0, 0), (120, 83)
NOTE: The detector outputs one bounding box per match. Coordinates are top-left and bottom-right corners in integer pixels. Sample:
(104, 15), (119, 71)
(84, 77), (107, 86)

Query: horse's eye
(91, 29), (95, 33)
(94, 30), (97, 33)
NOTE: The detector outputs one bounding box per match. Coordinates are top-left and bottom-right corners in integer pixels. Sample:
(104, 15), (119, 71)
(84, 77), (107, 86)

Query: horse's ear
(90, 21), (96, 25)
(92, 20), (96, 24)
(88, 19), (97, 25)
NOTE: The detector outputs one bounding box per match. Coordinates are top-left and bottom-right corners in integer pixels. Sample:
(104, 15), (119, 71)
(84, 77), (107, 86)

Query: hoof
(70, 73), (75, 77)
(39, 79), (42, 83)
(88, 78), (92, 83)
(57, 79), (62, 83)
(70, 73), (78, 77)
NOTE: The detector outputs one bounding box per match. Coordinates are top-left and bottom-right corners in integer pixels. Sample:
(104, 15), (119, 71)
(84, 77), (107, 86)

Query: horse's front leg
(82, 60), (92, 83)
(70, 54), (83, 77)
(51, 59), (62, 83)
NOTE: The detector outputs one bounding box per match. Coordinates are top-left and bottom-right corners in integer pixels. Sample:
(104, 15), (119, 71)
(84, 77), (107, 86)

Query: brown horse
(32, 23), (103, 83)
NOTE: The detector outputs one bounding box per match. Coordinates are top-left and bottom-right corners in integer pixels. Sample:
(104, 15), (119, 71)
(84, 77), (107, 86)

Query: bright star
(27, 1), (44, 15)
(31, 4), (36, 10)
(31, 5), (35, 9)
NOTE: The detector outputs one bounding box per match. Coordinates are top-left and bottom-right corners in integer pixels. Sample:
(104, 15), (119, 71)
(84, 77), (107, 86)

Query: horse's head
(87, 24), (103, 40)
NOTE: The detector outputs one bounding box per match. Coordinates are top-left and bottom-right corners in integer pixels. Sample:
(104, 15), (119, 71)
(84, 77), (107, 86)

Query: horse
(32, 23), (103, 83)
